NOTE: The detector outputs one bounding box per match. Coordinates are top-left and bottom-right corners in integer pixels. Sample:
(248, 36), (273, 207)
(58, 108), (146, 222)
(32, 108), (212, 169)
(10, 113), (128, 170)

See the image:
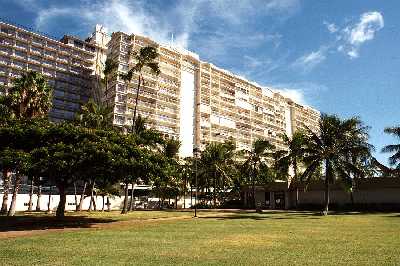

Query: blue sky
(1, 0), (399, 165)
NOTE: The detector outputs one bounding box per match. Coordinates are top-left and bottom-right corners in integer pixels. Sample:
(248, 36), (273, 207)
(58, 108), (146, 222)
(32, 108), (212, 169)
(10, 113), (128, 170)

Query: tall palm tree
(382, 126), (400, 172)
(301, 114), (371, 215)
(242, 139), (275, 209)
(127, 46), (160, 131)
(95, 58), (118, 105)
(277, 131), (307, 207)
(1, 71), (52, 216)
(198, 141), (236, 207)
(3, 71), (52, 119)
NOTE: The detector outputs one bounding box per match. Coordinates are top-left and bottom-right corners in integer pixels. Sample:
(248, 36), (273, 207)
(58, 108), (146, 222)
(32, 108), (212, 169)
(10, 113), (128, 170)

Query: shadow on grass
(198, 212), (322, 221)
(0, 215), (115, 232)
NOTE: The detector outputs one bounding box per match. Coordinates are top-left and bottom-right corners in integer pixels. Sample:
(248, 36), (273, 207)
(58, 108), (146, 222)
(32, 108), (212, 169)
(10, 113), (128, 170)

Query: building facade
(0, 21), (107, 121)
(0, 21), (319, 157)
(106, 31), (320, 157)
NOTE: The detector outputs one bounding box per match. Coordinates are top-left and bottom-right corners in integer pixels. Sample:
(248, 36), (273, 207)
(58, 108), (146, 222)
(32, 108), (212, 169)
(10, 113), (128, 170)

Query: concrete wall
(0, 194), (195, 212)
(297, 188), (400, 205)
(250, 178), (400, 209)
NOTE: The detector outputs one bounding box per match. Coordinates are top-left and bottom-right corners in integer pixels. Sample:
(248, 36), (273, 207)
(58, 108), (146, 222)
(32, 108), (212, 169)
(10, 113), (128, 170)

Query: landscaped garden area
(1, 210), (399, 265)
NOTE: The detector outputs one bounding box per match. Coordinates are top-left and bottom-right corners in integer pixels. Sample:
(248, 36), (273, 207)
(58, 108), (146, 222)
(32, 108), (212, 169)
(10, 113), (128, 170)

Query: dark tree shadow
(198, 212), (322, 221)
(0, 215), (115, 232)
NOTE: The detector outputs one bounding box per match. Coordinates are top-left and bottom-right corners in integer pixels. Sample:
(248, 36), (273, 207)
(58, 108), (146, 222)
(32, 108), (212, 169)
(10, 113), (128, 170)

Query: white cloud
(292, 47), (327, 73)
(349, 12), (384, 45)
(269, 82), (328, 106)
(323, 21), (338, 33)
(332, 11), (384, 59)
(275, 88), (306, 105)
(16, 0), (298, 54)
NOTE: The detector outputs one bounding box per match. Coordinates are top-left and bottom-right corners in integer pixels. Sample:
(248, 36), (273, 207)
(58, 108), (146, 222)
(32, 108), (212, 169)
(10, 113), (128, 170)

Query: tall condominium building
(106, 31), (320, 157)
(0, 21), (108, 121)
(0, 21), (319, 157)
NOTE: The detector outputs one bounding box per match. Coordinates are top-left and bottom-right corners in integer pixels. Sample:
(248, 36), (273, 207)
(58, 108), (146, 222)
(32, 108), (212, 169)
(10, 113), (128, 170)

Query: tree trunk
(190, 185), (192, 207)
(73, 182), (78, 210)
(27, 178), (34, 211)
(121, 182), (129, 214)
(78, 182), (87, 211)
(56, 184), (66, 218)
(36, 184), (42, 211)
(88, 181), (96, 212)
(323, 176), (330, 215)
(1, 170), (11, 214)
(213, 171), (217, 208)
(102, 195), (105, 212)
(129, 182), (134, 211)
(47, 185), (52, 213)
(106, 197), (111, 212)
(7, 174), (21, 216)
(252, 171), (256, 209)
(293, 158), (299, 208)
(183, 178), (186, 209)
(132, 74), (142, 131)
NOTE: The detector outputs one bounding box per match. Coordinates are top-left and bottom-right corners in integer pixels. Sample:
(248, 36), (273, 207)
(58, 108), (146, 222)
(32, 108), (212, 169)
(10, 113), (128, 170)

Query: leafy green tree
(301, 114), (372, 215)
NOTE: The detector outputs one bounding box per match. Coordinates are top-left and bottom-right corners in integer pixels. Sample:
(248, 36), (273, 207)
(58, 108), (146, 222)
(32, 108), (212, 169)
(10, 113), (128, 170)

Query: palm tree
(242, 139), (275, 209)
(198, 140), (236, 207)
(1, 71), (52, 216)
(103, 58), (118, 91)
(277, 131), (307, 208)
(127, 46), (160, 131)
(3, 71), (52, 119)
(76, 98), (113, 130)
(382, 126), (400, 172)
(301, 114), (372, 215)
(94, 58), (118, 105)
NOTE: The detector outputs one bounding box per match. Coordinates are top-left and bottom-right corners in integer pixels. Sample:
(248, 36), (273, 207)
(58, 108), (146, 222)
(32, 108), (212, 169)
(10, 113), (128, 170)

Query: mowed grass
(0, 210), (399, 265)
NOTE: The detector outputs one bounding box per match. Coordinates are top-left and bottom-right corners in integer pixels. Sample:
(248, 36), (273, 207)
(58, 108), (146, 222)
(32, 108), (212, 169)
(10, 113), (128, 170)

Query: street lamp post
(193, 147), (199, 218)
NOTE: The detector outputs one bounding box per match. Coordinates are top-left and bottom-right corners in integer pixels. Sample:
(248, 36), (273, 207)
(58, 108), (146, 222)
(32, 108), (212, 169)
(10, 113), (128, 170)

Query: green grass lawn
(0, 210), (399, 265)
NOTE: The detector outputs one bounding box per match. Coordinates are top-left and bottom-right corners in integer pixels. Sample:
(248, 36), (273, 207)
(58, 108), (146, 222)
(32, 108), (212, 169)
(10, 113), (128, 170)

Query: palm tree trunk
(78, 182), (87, 211)
(293, 159), (299, 208)
(27, 178), (34, 211)
(1, 170), (11, 214)
(56, 183), (66, 218)
(36, 184), (41, 211)
(323, 178), (330, 215)
(213, 171), (217, 208)
(252, 167), (256, 210)
(183, 177), (186, 209)
(121, 182), (129, 214)
(132, 74), (142, 131)
(7, 174), (21, 216)
(323, 161), (330, 215)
